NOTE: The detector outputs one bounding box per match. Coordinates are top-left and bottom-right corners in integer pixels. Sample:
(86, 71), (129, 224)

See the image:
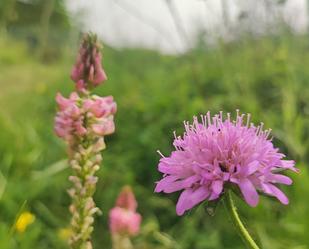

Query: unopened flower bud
(71, 33), (107, 91)
(109, 187), (142, 237)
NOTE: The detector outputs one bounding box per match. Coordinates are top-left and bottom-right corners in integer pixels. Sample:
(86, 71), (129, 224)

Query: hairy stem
(68, 139), (103, 249)
(224, 190), (260, 249)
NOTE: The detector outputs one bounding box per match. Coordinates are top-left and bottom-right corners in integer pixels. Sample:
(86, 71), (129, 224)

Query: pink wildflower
(109, 187), (142, 236)
(56, 33), (116, 249)
(54, 92), (86, 142)
(87, 96), (117, 118)
(54, 93), (117, 144)
(84, 95), (117, 136)
(155, 111), (298, 216)
(71, 34), (107, 91)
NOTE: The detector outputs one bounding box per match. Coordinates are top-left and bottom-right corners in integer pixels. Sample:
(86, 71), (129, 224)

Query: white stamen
(157, 150), (165, 158)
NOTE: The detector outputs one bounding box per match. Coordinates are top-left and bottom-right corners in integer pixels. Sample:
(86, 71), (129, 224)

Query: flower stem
(68, 141), (102, 249)
(112, 234), (133, 249)
(224, 190), (260, 249)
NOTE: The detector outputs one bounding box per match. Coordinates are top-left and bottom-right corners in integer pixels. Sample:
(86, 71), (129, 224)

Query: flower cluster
(55, 92), (116, 147)
(71, 33), (107, 92)
(155, 111), (298, 216)
(109, 186), (142, 237)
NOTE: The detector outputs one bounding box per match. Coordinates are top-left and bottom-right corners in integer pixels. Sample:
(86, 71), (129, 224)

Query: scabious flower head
(71, 33), (107, 91)
(109, 187), (142, 236)
(54, 92), (117, 145)
(155, 111), (298, 216)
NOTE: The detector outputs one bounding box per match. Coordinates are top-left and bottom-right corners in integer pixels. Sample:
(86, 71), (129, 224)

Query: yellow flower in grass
(15, 211), (35, 233)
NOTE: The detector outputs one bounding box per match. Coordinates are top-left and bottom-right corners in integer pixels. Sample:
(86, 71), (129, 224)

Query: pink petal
(211, 180), (223, 195)
(208, 192), (219, 201)
(262, 183), (289, 205)
(238, 179), (259, 207)
(280, 160), (298, 172)
(155, 175), (200, 193)
(155, 175), (179, 193)
(92, 118), (115, 135)
(242, 160), (260, 176)
(55, 93), (69, 109)
(268, 174), (292, 185)
(176, 187), (210, 216)
(83, 99), (94, 111)
(69, 92), (79, 101)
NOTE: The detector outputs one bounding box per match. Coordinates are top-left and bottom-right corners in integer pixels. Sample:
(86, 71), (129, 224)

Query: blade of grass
(32, 159), (68, 180)
(9, 200), (27, 236)
(0, 170), (7, 200)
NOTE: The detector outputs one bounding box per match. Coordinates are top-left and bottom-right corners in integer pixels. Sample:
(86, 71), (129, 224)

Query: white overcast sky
(66, 0), (308, 53)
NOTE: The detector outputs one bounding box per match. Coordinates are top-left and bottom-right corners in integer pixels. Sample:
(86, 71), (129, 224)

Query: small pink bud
(116, 186), (137, 212)
(109, 187), (142, 237)
(76, 80), (87, 93)
(71, 33), (107, 91)
(109, 207), (141, 236)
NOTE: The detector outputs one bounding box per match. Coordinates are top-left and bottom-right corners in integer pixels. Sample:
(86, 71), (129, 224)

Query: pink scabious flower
(71, 34), (107, 91)
(155, 111), (298, 216)
(109, 187), (142, 236)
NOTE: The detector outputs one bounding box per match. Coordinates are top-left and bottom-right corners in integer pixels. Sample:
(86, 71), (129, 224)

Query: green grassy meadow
(0, 34), (309, 248)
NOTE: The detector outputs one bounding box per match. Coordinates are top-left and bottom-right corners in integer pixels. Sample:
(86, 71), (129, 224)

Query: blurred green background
(0, 0), (308, 248)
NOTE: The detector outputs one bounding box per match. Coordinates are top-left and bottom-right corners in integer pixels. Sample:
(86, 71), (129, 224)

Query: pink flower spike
(54, 91), (117, 144)
(55, 32), (117, 249)
(155, 111), (298, 215)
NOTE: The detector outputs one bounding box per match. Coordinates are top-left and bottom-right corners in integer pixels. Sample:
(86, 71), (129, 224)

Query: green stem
(112, 234), (133, 249)
(224, 190), (260, 249)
